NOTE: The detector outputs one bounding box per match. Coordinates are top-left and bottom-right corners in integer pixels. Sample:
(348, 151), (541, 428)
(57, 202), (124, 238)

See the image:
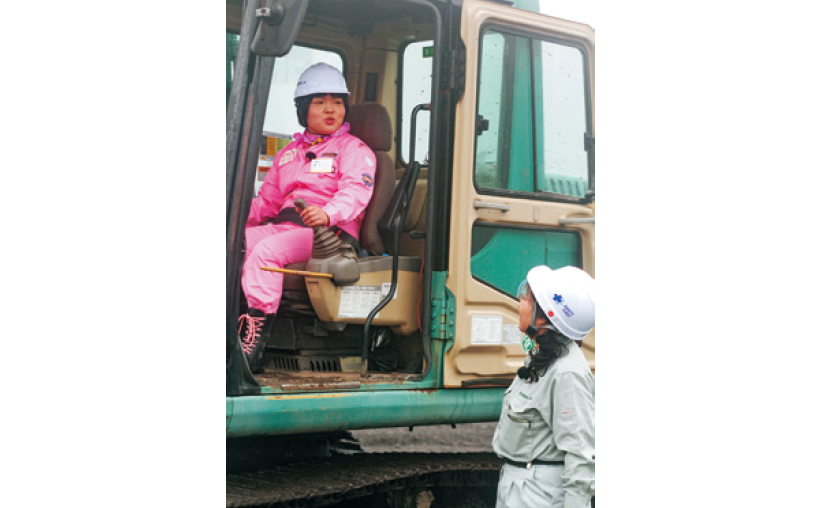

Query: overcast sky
(538, 0), (600, 27)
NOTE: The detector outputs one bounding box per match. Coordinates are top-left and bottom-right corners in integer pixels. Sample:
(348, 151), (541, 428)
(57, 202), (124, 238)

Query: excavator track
(226, 452), (504, 508)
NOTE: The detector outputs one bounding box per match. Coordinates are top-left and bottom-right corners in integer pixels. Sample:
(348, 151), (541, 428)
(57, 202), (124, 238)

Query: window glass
(537, 40), (588, 196)
(475, 29), (589, 198)
(226, 34), (239, 110)
(471, 224), (582, 297)
(262, 46), (344, 139)
(475, 32), (505, 189)
(400, 41), (433, 164)
(254, 46), (344, 195)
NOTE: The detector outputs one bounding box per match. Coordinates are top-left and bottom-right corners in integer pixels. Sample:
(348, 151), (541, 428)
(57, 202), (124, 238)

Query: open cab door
(444, 0), (595, 388)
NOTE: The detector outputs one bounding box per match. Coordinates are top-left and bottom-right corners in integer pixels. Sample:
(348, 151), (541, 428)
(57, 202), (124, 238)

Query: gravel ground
(350, 421), (499, 453)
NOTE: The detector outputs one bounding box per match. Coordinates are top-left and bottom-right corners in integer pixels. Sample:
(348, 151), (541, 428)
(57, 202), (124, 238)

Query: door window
(471, 225), (582, 297)
(475, 29), (591, 198)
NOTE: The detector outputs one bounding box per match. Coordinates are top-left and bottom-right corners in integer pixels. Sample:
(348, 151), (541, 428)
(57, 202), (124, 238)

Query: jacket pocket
(507, 404), (535, 428)
(496, 402), (542, 457)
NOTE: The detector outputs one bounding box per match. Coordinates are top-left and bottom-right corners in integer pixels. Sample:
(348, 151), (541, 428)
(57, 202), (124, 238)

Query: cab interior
(227, 0), (443, 390)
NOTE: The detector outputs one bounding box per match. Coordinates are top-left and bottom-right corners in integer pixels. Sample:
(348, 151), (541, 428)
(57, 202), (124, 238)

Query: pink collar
(293, 122), (350, 146)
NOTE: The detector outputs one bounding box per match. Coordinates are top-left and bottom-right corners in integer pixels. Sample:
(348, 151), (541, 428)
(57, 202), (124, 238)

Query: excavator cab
(227, 0), (443, 391)
(226, 3), (594, 506)
(227, 0), (595, 400)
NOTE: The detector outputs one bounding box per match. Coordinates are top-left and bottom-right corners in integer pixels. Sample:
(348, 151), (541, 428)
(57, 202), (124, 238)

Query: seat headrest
(347, 104), (392, 152)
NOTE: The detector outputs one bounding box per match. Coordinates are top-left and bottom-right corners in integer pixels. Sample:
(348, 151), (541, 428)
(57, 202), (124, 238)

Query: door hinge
(447, 47), (466, 92)
(430, 294), (456, 344)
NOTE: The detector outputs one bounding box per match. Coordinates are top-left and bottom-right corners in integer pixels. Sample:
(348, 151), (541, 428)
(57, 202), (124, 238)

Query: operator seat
(280, 103), (396, 310)
(346, 103), (396, 256)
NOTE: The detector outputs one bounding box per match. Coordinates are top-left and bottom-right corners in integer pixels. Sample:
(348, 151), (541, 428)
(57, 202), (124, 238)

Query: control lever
(294, 198), (320, 232)
(293, 198), (360, 284)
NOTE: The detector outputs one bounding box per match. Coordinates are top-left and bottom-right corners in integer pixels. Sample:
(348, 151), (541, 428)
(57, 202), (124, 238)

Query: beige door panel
(443, 0), (595, 388)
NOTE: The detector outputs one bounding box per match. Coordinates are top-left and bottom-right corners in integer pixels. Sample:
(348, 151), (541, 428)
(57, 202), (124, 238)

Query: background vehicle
(226, 0), (594, 505)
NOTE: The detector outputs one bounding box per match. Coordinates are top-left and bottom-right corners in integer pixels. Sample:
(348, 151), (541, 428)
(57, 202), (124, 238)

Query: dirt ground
(350, 421), (499, 453)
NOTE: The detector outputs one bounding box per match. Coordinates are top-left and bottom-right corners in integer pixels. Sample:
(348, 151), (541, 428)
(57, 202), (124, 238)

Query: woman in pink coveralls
(239, 63), (376, 369)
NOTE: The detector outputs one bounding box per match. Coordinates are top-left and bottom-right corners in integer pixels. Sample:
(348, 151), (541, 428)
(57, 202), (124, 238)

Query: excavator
(226, 0), (595, 506)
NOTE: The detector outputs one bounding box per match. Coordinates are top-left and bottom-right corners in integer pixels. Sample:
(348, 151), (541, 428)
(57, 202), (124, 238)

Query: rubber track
(226, 452), (504, 508)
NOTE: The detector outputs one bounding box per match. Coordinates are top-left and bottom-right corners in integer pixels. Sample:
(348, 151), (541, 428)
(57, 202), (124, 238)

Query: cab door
(444, 0), (595, 387)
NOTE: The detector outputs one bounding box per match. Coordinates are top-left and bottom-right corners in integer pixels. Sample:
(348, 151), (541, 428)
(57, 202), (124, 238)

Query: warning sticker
(471, 315), (502, 345)
(338, 286), (381, 319)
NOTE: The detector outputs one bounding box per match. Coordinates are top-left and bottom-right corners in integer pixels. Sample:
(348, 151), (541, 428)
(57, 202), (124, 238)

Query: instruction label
(470, 315), (502, 345)
(503, 324), (521, 345)
(381, 282), (398, 300)
(338, 286), (381, 319)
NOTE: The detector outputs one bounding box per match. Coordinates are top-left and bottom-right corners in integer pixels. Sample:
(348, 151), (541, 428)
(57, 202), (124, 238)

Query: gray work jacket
(492, 341), (595, 508)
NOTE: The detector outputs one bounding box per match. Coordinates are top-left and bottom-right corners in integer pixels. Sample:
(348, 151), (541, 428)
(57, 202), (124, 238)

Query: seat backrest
(378, 161), (420, 256)
(347, 104), (395, 255)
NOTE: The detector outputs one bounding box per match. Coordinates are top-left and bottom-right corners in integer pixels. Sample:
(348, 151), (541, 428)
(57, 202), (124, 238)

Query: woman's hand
(300, 206), (330, 227)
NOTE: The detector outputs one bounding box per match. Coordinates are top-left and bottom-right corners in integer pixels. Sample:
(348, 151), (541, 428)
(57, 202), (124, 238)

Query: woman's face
(306, 94), (346, 135)
(518, 285), (550, 334)
(518, 289), (534, 333)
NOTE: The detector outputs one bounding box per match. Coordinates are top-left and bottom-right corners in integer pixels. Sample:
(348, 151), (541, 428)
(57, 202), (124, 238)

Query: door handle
(473, 200), (510, 212)
(559, 217), (595, 225)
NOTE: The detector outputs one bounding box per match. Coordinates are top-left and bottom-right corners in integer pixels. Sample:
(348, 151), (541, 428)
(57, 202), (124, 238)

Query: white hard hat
(527, 265), (595, 341)
(294, 63), (349, 99)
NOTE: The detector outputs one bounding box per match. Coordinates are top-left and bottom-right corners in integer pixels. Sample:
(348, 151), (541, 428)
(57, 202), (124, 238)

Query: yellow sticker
(266, 137), (278, 156)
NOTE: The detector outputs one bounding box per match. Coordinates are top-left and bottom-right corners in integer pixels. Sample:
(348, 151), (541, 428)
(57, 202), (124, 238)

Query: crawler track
(226, 452), (503, 508)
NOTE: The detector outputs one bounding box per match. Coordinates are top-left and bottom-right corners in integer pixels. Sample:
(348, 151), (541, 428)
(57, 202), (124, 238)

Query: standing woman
(239, 63), (376, 369)
(493, 265), (595, 508)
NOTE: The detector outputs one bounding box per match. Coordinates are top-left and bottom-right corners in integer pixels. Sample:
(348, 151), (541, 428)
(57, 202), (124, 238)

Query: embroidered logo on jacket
(362, 173), (374, 187)
(279, 149), (296, 166)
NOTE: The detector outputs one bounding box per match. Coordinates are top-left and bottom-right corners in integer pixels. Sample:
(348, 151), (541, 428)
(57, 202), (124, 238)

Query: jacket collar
(294, 122), (350, 146)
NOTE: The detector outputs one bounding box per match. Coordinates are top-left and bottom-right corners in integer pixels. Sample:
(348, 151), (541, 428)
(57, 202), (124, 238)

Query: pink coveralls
(243, 123), (376, 315)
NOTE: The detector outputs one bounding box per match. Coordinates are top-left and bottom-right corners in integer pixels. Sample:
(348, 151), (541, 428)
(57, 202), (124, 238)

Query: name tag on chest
(310, 158), (335, 173)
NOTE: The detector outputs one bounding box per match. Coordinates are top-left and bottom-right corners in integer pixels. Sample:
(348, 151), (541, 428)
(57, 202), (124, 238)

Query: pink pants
(242, 223), (314, 315)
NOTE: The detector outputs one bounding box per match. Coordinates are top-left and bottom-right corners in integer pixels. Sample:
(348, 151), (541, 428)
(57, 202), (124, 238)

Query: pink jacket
(246, 123), (376, 239)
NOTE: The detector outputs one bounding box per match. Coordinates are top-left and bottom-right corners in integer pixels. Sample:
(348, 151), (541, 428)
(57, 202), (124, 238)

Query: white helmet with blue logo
(294, 62), (349, 99)
(526, 265), (595, 341)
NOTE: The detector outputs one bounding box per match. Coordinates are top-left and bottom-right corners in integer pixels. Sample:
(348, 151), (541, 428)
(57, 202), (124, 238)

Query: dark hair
(295, 93), (350, 129)
(517, 330), (570, 382)
(517, 290), (570, 382)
